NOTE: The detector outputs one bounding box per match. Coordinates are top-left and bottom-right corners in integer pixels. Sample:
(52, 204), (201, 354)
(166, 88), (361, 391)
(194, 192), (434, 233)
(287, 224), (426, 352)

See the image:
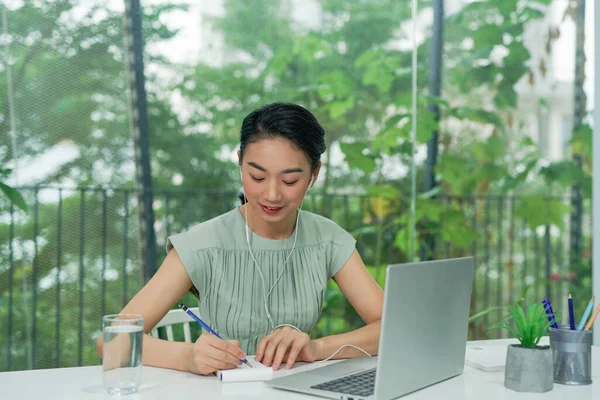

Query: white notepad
(464, 337), (550, 372)
(217, 356), (274, 383)
(464, 343), (508, 372)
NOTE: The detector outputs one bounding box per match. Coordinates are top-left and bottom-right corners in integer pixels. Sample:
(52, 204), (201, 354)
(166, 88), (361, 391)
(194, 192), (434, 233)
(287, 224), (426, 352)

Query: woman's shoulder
(300, 210), (338, 229)
(168, 208), (243, 252)
(299, 210), (354, 244)
(188, 208), (238, 232)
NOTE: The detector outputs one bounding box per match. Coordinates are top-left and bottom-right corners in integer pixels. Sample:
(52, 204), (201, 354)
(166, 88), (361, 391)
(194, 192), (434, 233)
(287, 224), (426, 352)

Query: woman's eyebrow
(247, 161), (304, 174)
(247, 161), (266, 171)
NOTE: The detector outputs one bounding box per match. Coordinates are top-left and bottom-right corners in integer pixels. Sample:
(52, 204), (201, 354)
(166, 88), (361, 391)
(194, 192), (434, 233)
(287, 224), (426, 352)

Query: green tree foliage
(0, 0), (592, 371)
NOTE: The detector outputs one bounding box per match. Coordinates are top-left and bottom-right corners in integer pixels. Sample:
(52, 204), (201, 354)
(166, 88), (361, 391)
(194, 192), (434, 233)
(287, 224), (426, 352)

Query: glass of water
(102, 314), (144, 396)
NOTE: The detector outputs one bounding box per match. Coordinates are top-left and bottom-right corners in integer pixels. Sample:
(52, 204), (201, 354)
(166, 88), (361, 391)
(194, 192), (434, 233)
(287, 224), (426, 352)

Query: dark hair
(239, 102), (326, 171)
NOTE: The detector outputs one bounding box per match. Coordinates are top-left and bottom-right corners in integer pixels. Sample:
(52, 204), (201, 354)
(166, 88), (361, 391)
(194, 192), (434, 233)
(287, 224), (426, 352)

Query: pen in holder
(549, 325), (593, 385)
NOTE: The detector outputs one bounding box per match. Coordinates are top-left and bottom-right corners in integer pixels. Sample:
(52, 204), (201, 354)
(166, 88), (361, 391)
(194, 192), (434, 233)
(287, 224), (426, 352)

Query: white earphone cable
(241, 170), (309, 329)
(319, 344), (373, 362)
(269, 324), (372, 362)
(244, 207), (300, 328)
(271, 324), (302, 333)
(240, 170), (371, 363)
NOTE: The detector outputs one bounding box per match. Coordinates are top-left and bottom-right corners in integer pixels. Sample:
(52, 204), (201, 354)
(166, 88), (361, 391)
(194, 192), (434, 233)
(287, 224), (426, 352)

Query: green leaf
(490, 323), (521, 341)
(468, 306), (507, 323)
(501, 159), (538, 192)
(397, 109), (438, 144)
(372, 130), (399, 152)
(317, 71), (356, 99)
(416, 111), (437, 143)
(324, 286), (345, 309)
(385, 113), (411, 129)
(329, 96), (355, 119)
(317, 85), (333, 101)
(268, 50), (294, 75)
(494, 82), (518, 109)
(497, 0), (519, 17)
(0, 168), (12, 178)
(363, 65), (394, 93)
(515, 195), (570, 230)
(520, 136), (536, 148)
(351, 226), (379, 237)
(504, 42), (530, 68)
(416, 199), (445, 223)
(473, 24), (504, 48)
(440, 211), (478, 248)
(418, 187), (441, 199)
(393, 229), (413, 253)
(477, 163), (509, 182)
(423, 95), (450, 109)
(540, 161), (586, 187)
(436, 154), (479, 195)
(520, 6), (545, 22)
(490, 301), (555, 348)
(339, 142), (376, 174)
(571, 124), (593, 158)
(0, 182), (28, 212)
(355, 48), (382, 68)
(514, 197), (571, 230)
(451, 106), (505, 131)
(294, 35), (329, 62)
(365, 184), (400, 199)
(471, 135), (506, 161)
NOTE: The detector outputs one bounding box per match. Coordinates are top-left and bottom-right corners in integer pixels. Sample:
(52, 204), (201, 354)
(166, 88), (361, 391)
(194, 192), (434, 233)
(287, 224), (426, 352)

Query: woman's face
(239, 137), (319, 225)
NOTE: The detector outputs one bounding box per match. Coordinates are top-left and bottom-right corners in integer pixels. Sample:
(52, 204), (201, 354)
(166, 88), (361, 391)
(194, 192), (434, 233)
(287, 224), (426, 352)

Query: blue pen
(178, 303), (251, 367)
(542, 299), (559, 329)
(568, 294), (576, 330)
(577, 296), (595, 331)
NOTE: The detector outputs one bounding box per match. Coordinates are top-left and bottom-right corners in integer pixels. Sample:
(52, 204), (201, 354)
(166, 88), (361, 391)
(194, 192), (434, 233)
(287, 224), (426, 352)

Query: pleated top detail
(166, 207), (356, 355)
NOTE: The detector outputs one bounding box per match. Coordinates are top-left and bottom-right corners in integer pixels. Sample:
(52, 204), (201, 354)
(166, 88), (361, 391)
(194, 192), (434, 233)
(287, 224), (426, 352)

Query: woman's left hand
(255, 327), (322, 370)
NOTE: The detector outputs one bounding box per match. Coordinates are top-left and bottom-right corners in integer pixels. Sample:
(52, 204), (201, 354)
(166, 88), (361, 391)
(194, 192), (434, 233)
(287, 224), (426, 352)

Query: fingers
(203, 346), (241, 371)
(271, 336), (294, 371)
(209, 344), (244, 368)
(262, 332), (287, 367)
(285, 341), (305, 370)
(204, 335), (246, 360)
(190, 334), (246, 375)
(255, 333), (273, 363)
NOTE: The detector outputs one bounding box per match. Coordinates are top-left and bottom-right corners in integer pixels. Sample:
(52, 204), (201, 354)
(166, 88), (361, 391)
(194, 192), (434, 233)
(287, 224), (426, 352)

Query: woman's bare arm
(96, 249), (195, 371)
(314, 250), (384, 359)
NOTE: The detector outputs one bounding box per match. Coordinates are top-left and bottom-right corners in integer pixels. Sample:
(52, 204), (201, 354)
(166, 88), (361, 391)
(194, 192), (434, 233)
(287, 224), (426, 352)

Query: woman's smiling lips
(260, 203), (283, 215)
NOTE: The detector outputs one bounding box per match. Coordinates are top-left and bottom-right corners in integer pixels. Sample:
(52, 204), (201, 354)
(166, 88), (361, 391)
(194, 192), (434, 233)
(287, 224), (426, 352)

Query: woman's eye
(283, 180), (299, 186)
(250, 175), (264, 182)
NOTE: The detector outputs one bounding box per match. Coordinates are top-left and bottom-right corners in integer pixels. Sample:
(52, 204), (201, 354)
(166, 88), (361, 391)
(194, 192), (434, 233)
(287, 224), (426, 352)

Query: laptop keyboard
(311, 368), (376, 398)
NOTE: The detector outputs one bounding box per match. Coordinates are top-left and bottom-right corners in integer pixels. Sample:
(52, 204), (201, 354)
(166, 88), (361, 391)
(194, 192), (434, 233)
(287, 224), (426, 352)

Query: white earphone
(240, 168), (311, 329)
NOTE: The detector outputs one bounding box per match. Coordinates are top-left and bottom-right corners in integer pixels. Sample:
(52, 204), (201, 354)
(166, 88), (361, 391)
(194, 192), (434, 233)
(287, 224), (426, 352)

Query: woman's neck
(240, 204), (297, 240)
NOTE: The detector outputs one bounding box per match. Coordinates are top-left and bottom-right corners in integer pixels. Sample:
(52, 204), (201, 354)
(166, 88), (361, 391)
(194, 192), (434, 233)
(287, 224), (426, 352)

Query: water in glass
(102, 314), (144, 395)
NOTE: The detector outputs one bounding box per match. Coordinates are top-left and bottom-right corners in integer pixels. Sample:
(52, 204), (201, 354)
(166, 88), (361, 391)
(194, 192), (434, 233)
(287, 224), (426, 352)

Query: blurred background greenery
(0, 0), (594, 371)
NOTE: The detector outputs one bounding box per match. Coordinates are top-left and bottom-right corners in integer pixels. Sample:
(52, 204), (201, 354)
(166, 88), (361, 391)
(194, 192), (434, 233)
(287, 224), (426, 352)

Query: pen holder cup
(549, 326), (593, 385)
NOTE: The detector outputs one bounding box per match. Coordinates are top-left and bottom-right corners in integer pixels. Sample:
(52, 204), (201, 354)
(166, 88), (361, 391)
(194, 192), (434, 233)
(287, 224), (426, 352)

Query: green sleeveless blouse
(166, 207), (356, 355)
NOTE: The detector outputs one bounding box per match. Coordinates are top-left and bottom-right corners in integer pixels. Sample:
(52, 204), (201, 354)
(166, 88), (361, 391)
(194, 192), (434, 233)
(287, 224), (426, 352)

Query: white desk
(1, 339), (599, 399)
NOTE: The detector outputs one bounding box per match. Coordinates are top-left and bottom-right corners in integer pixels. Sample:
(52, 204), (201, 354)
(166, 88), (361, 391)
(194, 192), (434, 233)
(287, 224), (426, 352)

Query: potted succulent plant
(489, 301), (555, 393)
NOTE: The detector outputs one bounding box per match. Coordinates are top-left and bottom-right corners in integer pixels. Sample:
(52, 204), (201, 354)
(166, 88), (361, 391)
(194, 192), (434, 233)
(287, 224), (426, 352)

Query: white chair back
(150, 307), (199, 343)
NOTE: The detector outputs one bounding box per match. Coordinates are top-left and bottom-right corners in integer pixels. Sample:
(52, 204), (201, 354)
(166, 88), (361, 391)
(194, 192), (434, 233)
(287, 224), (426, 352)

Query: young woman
(96, 102), (383, 375)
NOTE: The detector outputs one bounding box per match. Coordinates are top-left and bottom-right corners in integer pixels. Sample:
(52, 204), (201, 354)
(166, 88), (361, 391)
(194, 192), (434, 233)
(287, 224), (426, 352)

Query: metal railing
(0, 187), (591, 371)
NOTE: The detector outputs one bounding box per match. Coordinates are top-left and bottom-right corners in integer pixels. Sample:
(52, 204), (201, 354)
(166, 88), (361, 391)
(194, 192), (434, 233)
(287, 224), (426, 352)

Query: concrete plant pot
(504, 344), (553, 393)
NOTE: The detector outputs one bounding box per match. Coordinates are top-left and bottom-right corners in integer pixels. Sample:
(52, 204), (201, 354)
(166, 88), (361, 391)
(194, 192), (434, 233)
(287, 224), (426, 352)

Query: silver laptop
(266, 257), (475, 400)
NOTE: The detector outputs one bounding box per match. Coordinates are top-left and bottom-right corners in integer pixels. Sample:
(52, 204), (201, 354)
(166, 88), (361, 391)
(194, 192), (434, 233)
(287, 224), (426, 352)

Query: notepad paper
(217, 356), (273, 383)
(464, 343), (508, 372)
(464, 337), (550, 372)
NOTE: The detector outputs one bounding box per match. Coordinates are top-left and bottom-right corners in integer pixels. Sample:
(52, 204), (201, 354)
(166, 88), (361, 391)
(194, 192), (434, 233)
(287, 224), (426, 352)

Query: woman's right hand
(187, 333), (246, 375)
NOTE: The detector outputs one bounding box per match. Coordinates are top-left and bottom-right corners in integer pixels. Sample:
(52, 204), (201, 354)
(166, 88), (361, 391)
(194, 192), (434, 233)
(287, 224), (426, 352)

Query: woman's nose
(264, 180), (283, 202)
